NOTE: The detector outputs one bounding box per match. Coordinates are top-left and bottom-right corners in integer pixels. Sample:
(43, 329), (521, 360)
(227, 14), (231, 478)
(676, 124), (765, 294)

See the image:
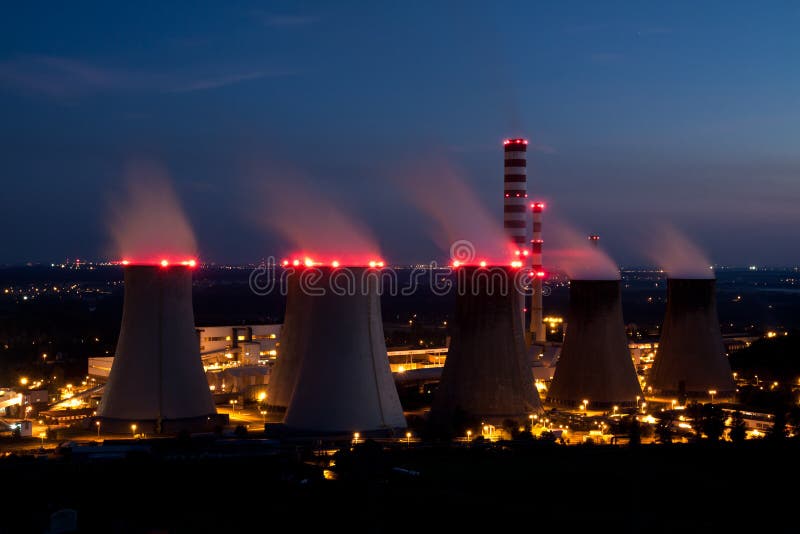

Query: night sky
(1, 1), (799, 266)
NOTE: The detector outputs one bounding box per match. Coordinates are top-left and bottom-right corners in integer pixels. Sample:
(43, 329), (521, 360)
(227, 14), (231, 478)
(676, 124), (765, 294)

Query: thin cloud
(169, 71), (272, 93)
(251, 10), (319, 27)
(0, 54), (288, 97)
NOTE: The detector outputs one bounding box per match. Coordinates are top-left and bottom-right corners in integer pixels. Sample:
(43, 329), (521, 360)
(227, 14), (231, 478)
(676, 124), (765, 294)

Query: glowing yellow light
(19, 377), (28, 386)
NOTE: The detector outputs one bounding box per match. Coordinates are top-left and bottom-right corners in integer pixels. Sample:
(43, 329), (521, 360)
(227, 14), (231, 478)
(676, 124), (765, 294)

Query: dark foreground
(0, 437), (796, 534)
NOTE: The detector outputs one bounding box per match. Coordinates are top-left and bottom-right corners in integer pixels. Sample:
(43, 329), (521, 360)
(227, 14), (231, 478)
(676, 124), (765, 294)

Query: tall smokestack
(649, 278), (735, 398)
(529, 202), (546, 344)
(271, 264), (406, 435)
(503, 139), (528, 254)
(547, 280), (642, 408)
(98, 263), (218, 432)
(431, 266), (542, 431)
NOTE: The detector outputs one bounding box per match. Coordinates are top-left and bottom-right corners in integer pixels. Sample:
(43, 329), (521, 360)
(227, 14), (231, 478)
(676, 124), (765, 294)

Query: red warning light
(331, 260), (340, 268)
(377, 261), (385, 268)
(187, 259), (197, 268)
(368, 261), (377, 268)
(282, 260), (289, 266)
(121, 260), (130, 266)
(514, 250), (521, 256)
(292, 260), (300, 267)
(511, 260), (523, 268)
(479, 261), (487, 268)
(160, 259), (169, 268)
(536, 270), (546, 278)
(304, 258), (314, 267)
(522, 250), (529, 256)
(452, 260), (461, 268)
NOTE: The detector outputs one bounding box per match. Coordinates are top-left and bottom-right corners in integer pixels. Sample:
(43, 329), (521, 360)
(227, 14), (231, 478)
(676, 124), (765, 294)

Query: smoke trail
(644, 224), (714, 278)
(253, 172), (382, 265)
(398, 158), (513, 264)
(108, 161), (198, 262)
(546, 213), (620, 280)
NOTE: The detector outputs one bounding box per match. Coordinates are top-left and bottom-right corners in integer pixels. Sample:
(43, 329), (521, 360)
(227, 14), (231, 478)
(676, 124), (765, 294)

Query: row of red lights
(281, 258), (385, 268)
(503, 139), (529, 145)
(119, 259), (197, 268)
(449, 260), (546, 277)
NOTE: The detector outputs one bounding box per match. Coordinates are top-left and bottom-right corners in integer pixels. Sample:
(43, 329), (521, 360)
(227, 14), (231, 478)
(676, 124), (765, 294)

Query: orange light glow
(368, 261), (377, 268)
(377, 261), (385, 268)
(160, 259), (169, 268)
(292, 260), (300, 267)
(331, 260), (340, 268)
(452, 260), (461, 268)
(511, 260), (523, 268)
(188, 259), (197, 268)
(282, 260), (289, 266)
(514, 250), (521, 256)
(479, 261), (487, 267)
(121, 260), (130, 266)
(536, 271), (546, 278)
(522, 250), (529, 256)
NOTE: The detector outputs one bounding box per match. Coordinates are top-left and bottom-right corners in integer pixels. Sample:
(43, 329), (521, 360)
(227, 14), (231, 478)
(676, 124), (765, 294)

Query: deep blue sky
(1, 1), (799, 266)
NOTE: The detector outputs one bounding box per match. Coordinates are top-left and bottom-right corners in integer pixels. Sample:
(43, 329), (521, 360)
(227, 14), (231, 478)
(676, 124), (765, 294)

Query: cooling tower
(276, 266), (406, 435)
(97, 264), (219, 433)
(431, 266), (542, 429)
(649, 278), (735, 397)
(264, 271), (310, 414)
(547, 280), (642, 408)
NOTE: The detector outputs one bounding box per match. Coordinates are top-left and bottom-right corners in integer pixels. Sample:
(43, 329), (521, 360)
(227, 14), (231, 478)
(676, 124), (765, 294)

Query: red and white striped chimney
(530, 201), (546, 343)
(503, 139), (528, 255)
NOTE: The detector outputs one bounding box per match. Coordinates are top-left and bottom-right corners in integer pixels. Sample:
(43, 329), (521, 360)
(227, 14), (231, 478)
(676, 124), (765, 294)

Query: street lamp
(466, 430), (472, 442)
(258, 391), (267, 403)
(528, 414), (534, 431)
(39, 432), (46, 447)
(260, 410), (267, 423)
(131, 423), (137, 438)
(95, 420), (101, 438)
(671, 399), (677, 410)
(582, 399), (589, 413)
(635, 395), (640, 409)
(640, 402), (647, 414)
(613, 405), (618, 415)
(406, 431), (412, 445)
(708, 389), (717, 404)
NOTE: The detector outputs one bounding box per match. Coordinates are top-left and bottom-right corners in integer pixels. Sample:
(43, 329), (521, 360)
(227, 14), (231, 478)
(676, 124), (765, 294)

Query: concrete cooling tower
(547, 280), (642, 409)
(649, 278), (735, 398)
(97, 264), (219, 433)
(270, 265), (406, 435)
(430, 266), (542, 430)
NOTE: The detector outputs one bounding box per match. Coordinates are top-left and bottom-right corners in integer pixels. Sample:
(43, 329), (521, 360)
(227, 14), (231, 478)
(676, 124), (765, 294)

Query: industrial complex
(1, 137), (743, 445)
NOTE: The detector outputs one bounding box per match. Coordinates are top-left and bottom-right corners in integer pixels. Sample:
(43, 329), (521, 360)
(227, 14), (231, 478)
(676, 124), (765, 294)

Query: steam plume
(108, 161), (197, 262)
(645, 224), (714, 279)
(399, 159), (511, 264)
(546, 214), (620, 280)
